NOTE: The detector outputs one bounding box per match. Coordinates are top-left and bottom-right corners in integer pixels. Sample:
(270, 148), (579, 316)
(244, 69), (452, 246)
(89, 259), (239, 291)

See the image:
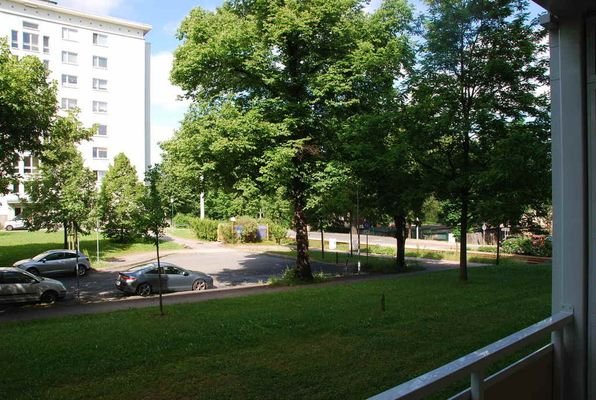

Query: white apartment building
(0, 0), (151, 225)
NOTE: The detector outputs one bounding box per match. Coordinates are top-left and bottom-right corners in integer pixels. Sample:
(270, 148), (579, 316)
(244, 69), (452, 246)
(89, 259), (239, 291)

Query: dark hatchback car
(13, 249), (91, 277)
(115, 262), (214, 296)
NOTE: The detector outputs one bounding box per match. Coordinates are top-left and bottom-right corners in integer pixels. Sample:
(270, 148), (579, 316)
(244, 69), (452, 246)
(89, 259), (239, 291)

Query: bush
(269, 222), (288, 244)
(190, 218), (219, 241)
(218, 222), (237, 244)
(501, 235), (552, 257)
(236, 216), (260, 243)
(173, 213), (195, 228)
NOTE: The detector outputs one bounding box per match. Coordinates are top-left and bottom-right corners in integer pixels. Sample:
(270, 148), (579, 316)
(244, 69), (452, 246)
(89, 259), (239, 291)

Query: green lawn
(167, 227), (197, 240)
(0, 263), (551, 400)
(0, 230), (183, 268)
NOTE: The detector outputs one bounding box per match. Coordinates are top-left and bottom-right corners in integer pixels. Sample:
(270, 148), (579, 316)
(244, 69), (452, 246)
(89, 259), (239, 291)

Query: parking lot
(0, 244), (348, 318)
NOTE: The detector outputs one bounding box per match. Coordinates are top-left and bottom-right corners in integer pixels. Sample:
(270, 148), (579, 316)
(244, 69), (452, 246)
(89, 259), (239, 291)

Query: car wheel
(136, 283), (152, 297)
(40, 291), (58, 304)
(27, 268), (40, 276)
(5, 225), (13, 231)
(76, 264), (87, 277)
(192, 279), (208, 291)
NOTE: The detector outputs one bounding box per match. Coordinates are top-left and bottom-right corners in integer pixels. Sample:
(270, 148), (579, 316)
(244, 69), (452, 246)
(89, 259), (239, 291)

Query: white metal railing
(368, 309), (574, 400)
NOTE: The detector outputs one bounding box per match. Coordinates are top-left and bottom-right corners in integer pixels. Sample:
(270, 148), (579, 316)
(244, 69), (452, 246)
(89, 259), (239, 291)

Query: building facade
(0, 0), (151, 226)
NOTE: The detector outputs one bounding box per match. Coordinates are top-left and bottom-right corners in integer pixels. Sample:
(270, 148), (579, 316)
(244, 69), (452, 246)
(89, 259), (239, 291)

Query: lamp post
(170, 197), (174, 228)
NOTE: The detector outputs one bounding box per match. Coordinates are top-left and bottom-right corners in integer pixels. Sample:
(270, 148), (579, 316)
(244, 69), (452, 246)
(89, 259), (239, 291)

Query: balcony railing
(368, 309), (574, 400)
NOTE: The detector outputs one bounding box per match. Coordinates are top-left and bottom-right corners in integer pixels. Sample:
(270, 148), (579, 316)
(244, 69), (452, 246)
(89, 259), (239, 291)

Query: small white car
(0, 267), (67, 304)
(4, 216), (26, 231)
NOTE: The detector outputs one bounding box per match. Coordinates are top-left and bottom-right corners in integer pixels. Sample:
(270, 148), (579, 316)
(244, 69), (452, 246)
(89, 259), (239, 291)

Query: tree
(25, 112), (96, 247)
(410, 0), (550, 280)
(170, 0), (413, 280)
(0, 38), (57, 194)
(138, 165), (170, 316)
(98, 153), (145, 242)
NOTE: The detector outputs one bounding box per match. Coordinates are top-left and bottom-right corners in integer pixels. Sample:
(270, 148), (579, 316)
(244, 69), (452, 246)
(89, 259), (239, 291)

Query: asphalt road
(0, 246), (349, 318)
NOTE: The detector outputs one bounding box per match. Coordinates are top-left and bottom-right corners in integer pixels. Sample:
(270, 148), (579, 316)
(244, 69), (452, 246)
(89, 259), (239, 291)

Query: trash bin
(257, 225), (268, 241)
(329, 238), (337, 250)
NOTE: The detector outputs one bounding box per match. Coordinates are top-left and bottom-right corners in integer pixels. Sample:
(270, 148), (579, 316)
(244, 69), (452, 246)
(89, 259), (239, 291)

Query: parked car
(4, 216), (26, 231)
(13, 249), (91, 277)
(115, 262), (214, 296)
(0, 267), (67, 304)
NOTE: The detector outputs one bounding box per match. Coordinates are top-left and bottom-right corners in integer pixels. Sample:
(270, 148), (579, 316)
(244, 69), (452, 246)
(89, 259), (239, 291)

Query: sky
(57, 0), (546, 163)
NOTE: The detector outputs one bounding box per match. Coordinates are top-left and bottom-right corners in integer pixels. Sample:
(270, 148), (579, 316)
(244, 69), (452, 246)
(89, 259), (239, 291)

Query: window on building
(43, 59), (50, 70)
(92, 147), (108, 159)
(22, 32), (39, 52)
(92, 56), (108, 69)
(23, 21), (38, 30)
(62, 27), (77, 41)
(10, 180), (19, 194)
(97, 124), (107, 136)
(43, 36), (49, 54)
(94, 170), (107, 182)
(61, 74), (77, 87)
(93, 33), (108, 46)
(61, 98), (78, 110)
(92, 101), (107, 113)
(11, 30), (18, 48)
(22, 156), (39, 174)
(92, 78), (108, 91)
(61, 51), (78, 65)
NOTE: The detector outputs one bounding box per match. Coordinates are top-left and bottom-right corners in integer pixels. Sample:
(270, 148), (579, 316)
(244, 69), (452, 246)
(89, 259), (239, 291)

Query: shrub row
(501, 235), (552, 257)
(178, 213), (288, 244)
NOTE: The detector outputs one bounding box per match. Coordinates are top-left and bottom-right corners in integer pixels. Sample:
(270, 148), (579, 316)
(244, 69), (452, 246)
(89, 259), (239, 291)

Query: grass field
(0, 262), (551, 400)
(0, 230), (183, 268)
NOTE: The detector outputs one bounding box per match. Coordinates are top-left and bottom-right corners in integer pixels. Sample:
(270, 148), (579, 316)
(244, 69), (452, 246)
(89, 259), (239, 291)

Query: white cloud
(150, 52), (190, 163)
(151, 51), (189, 111)
(58, 0), (123, 15)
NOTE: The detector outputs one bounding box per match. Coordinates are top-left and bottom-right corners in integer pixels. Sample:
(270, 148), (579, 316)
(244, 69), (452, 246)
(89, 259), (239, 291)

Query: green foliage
(409, 0), (550, 279)
(217, 222), (237, 244)
(268, 222), (289, 244)
(0, 38), (57, 194)
(236, 216), (259, 243)
(190, 217), (219, 241)
(268, 267), (328, 286)
(25, 112), (96, 240)
(98, 153), (145, 242)
(502, 236), (552, 257)
(138, 165), (170, 241)
(172, 213), (194, 228)
(169, 0), (414, 280)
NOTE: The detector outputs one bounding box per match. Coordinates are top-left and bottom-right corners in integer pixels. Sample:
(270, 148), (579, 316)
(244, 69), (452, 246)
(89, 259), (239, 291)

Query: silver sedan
(115, 262), (214, 296)
(13, 249), (91, 277)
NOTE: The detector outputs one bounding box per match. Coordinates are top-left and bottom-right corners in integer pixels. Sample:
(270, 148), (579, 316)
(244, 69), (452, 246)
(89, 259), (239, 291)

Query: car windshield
(32, 252), (51, 261)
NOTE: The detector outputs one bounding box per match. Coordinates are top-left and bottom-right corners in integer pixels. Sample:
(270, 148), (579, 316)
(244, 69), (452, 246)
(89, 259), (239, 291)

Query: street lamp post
(170, 197), (174, 228)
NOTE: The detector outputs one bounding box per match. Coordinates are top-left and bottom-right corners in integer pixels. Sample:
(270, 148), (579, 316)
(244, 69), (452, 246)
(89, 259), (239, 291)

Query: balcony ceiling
(533, 0), (596, 16)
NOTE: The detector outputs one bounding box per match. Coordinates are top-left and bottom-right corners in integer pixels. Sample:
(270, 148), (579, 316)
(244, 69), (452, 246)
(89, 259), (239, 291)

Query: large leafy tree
(171, 0), (413, 280)
(25, 112), (96, 247)
(98, 153), (145, 242)
(0, 38), (57, 194)
(410, 0), (550, 280)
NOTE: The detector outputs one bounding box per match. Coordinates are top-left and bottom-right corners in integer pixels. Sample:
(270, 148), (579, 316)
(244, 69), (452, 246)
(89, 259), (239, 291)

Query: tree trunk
(293, 203), (312, 281)
(156, 229), (164, 316)
(394, 214), (407, 272)
(459, 191), (469, 281)
(63, 222), (68, 249)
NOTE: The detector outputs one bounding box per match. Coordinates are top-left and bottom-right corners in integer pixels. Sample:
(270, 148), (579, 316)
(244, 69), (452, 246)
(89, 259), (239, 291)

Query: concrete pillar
(549, 15), (587, 400)
(587, 16), (596, 400)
